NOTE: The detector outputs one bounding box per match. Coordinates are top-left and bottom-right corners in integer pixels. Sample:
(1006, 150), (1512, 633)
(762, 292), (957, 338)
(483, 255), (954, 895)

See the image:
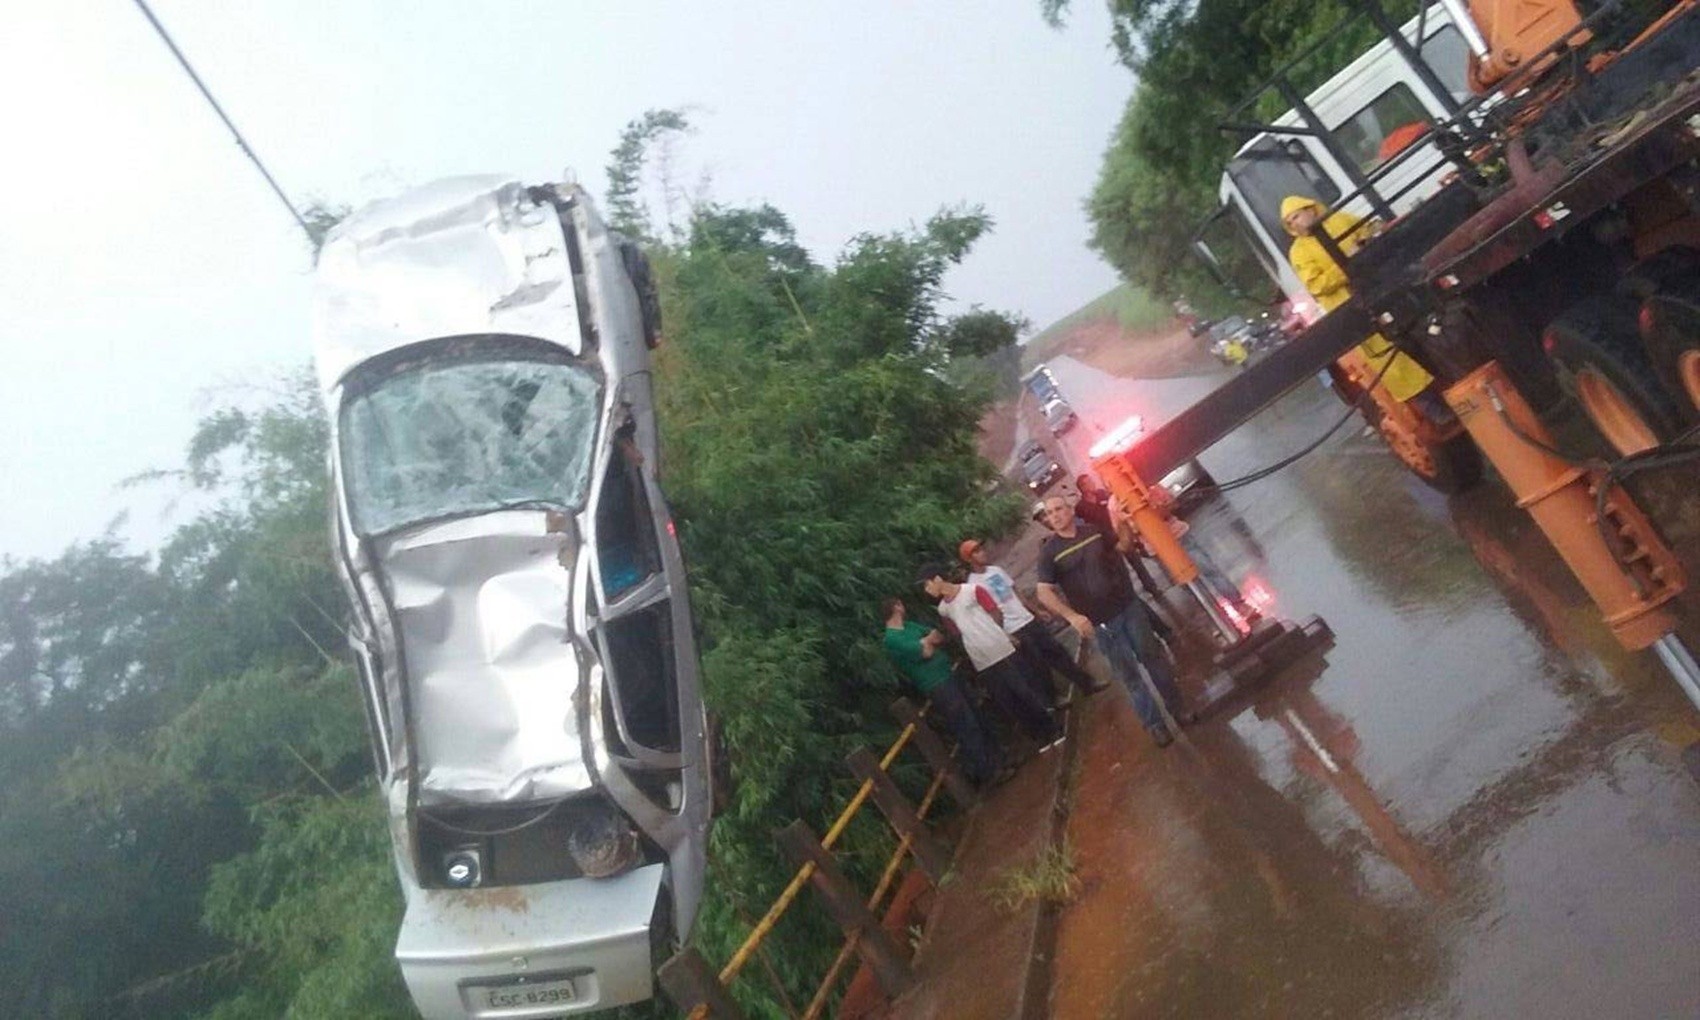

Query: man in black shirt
(1034, 494), (1186, 747)
(1075, 473), (1167, 601)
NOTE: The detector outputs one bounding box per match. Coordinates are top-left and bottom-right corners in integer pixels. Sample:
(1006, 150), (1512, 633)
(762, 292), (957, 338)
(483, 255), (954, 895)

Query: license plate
(484, 976), (577, 1009)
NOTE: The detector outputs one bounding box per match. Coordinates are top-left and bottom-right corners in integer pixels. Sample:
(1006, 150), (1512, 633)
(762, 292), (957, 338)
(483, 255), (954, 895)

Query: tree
(650, 200), (1024, 1014)
(606, 108), (694, 241)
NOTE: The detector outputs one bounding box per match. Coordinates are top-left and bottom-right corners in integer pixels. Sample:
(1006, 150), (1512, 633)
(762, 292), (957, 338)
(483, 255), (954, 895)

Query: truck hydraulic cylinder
(1443, 362), (1687, 651)
(1092, 452), (1199, 587)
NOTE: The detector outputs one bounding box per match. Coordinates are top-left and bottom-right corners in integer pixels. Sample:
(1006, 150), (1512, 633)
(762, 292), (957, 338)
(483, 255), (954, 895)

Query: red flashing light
(1241, 575), (1276, 614)
(1088, 415), (1146, 459)
(1217, 597), (1253, 636)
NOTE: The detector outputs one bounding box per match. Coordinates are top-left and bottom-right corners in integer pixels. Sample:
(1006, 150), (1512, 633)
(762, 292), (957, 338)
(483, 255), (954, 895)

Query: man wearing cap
(958, 538), (1106, 702)
(1034, 495), (1188, 747)
(881, 596), (1000, 786)
(917, 563), (1062, 752)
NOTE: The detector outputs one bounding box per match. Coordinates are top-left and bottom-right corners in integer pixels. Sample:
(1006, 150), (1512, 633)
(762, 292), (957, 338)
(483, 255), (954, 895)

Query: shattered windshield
(341, 355), (600, 535)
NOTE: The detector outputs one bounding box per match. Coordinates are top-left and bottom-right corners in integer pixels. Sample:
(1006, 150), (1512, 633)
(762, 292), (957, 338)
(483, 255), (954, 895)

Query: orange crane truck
(1097, 0), (1700, 706)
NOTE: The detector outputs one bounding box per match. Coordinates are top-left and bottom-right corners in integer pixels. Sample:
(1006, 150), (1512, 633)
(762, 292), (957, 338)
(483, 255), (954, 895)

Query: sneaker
(1152, 727), (1174, 748)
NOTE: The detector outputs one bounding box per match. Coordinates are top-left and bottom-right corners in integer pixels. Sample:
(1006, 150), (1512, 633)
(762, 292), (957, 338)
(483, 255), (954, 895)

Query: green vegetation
(987, 838), (1081, 913)
(1, 113), (1027, 1018)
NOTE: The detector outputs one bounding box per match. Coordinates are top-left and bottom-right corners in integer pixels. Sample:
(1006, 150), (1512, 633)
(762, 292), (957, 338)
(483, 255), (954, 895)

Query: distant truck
(313, 177), (713, 1018)
(1023, 364), (1062, 404)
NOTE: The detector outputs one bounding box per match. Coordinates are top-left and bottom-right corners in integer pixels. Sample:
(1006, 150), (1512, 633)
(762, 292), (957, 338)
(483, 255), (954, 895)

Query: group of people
(880, 191), (1435, 789)
(882, 479), (1193, 787)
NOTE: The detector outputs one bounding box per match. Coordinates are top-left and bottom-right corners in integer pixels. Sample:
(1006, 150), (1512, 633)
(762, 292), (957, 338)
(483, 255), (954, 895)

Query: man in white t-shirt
(917, 563), (1060, 751)
(959, 539), (1106, 703)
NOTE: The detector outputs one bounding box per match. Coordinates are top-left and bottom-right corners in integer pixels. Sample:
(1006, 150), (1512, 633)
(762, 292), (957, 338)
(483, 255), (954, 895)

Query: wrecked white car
(313, 177), (711, 1018)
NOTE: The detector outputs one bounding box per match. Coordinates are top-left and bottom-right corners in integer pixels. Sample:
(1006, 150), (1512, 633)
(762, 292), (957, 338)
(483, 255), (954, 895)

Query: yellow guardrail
(670, 703), (960, 1019)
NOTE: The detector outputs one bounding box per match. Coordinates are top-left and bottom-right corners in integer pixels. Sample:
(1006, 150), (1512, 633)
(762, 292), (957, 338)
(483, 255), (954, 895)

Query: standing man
(916, 564), (1062, 752)
(1034, 495), (1189, 747)
(1074, 475), (1177, 640)
(1076, 473), (1168, 602)
(958, 538), (1106, 702)
(881, 597), (1000, 786)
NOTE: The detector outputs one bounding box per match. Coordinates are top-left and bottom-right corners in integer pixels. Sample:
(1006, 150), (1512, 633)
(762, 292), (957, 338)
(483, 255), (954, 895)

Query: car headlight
(568, 803), (643, 879)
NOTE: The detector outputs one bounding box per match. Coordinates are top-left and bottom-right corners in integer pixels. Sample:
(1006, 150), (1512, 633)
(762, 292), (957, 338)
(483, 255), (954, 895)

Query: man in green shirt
(882, 596), (998, 785)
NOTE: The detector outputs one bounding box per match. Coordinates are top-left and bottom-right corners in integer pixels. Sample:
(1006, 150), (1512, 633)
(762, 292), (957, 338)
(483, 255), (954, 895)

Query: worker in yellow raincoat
(1280, 195), (1434, 405)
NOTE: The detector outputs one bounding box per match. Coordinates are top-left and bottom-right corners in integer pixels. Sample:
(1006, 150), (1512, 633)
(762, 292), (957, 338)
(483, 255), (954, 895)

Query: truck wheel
(1639, 282), (1700, 420)
(1544, 296), (1684, 455)
(1379, 419), (1483, 493)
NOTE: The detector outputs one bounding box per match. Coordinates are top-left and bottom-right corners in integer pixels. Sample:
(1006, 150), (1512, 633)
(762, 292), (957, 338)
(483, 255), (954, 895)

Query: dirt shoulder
(1029, 317), (1215, 380)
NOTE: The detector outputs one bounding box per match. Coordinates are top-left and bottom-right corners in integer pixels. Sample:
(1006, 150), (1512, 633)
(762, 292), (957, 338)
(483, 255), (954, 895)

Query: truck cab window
(1337, 83), (1432, 172)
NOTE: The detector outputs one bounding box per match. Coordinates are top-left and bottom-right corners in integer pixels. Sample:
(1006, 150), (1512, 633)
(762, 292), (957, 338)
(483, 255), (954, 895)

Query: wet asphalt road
(1033, 354), (1700, 1019)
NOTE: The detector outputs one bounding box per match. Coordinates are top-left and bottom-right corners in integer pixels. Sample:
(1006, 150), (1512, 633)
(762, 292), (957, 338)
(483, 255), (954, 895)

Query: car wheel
(1544, 296), (1684, 455)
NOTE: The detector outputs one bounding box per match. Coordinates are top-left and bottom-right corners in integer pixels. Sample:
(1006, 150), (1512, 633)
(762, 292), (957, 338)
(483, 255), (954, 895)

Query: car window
(595, 438), (661, 597)
(341, 356), (599, 535)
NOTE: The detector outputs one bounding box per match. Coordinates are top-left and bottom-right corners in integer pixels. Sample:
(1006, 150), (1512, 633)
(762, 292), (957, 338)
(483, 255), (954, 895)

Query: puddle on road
(1040, 370), (1700, 1018)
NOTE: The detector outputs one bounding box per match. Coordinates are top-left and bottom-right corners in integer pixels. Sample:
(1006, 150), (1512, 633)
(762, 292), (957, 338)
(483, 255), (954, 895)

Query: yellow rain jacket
(1281, 195), (1432, 403)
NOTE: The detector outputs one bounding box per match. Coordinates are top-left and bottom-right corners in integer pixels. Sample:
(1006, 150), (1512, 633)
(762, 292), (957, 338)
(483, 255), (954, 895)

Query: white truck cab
(1201, 7), (1475, 316)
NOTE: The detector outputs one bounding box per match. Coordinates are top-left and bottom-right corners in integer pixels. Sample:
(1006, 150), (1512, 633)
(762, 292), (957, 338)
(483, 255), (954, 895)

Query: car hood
(375, 509), (591, 805)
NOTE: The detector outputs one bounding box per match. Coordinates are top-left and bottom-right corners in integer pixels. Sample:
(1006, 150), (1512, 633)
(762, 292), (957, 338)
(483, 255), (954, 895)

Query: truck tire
(1331, 360), (1483, 492)
(1543, 296), (1684, 455)
(1639, 279), (1700, 421)
(1381, 420), (1484, 494)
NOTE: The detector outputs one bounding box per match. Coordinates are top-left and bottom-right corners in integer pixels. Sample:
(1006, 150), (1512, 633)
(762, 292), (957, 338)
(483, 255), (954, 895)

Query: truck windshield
(340, 356), (600, 535)
(1420, 26), (1469, 99)
(1226, 139), (1340, 251)
(1198, 202), (1283, 299)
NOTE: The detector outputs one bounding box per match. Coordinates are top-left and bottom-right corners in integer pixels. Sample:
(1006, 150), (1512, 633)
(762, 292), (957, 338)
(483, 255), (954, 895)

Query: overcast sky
(1, 1), (1131, 561)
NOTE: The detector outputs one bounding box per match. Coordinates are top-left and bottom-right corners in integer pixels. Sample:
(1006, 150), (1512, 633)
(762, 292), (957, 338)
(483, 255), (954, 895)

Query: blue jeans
(926, 675), (999, 784)
(1095, 602), (1184, 733)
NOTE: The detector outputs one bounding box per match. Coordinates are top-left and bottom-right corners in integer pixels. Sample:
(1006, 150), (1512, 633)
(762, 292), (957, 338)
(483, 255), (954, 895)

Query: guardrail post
(657, 946), (746, 1019)
(845, 746), (953, 882)
(776, 820), (914, 998)
(890, 698), (976, 808)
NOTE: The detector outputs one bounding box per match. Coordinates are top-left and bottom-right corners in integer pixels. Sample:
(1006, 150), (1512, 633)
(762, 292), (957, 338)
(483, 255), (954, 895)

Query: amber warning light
(1088, 415), (1146, 459)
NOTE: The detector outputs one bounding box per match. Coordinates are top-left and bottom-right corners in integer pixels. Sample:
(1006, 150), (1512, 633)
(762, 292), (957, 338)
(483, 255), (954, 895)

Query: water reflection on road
(1039, 354), (1700, 1018)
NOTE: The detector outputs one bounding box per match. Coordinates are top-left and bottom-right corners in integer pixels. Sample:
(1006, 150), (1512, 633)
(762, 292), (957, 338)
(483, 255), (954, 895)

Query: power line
(130, 0), (314, 243)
